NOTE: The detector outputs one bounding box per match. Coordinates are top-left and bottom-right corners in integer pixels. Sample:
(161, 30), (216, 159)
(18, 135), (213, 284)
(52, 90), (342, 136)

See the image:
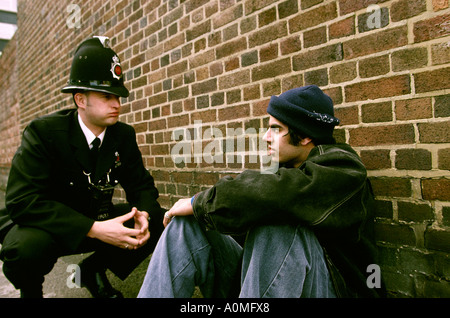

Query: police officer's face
(75, 91), (120, 134)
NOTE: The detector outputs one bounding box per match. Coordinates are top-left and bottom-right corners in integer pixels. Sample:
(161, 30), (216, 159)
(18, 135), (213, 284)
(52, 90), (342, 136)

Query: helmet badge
(110, 55), (122, 80)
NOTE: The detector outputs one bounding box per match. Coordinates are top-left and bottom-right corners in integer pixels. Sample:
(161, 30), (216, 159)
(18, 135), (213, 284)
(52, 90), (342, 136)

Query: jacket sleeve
(192, 145), (368, 236)
(5, 119), (94, 252)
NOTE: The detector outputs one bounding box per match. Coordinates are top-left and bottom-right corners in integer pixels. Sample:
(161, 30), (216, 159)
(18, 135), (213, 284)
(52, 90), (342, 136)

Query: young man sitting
(138, 85), (384, 298)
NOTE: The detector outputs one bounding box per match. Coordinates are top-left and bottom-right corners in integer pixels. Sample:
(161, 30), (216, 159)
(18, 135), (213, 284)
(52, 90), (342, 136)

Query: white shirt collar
(78, 114), (106, 149)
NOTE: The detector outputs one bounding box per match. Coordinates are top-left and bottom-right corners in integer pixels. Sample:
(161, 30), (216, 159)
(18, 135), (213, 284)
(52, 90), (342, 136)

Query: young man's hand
(163, 198), (193, 227)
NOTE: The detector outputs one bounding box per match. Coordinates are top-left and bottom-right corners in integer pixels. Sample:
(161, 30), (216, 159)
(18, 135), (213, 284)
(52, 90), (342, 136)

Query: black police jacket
(193, 144), (385, 297)
(1, 109), (163, 252)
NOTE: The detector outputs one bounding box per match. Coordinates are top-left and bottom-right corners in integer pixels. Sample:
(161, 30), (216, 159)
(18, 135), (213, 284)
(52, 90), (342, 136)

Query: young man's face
(263, 115), (314, 168)
(75, 91), (121, 135)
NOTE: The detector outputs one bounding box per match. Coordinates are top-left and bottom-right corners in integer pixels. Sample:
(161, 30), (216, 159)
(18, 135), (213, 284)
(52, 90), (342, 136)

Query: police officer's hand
(132, 207), (150, 248)
(87, 210), (146, 250)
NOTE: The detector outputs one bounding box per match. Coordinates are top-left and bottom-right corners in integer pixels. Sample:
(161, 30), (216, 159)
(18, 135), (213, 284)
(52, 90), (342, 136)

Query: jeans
(138, 216), (336, 298)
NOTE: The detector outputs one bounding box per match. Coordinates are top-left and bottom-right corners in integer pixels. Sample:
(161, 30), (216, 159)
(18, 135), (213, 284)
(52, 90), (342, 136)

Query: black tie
(90, 137), (101, 172)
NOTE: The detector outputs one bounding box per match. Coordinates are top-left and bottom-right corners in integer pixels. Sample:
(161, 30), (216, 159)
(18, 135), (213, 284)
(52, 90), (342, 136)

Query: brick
(278, 0), (299, 19)
(189, 49), (215, 68)
(213, 4), (243, 29)
(168, 86), (189, 101)
(244, 0), (278, 15)
(374, 223), (416, 246)
(414, 67), (450, 93)
(360, 149), (391, 170)
(191, 109), (216, 123)
(333, 129), (346, 144)
(323, 87), (343, 105)
(186, 20), (211, 42)
(335, 105), (358, 125)
(218, 104), (251, 121)
(293, 43), (343, 71)
(425, 228), (450, 252)
(438, 148), (450, 170)
(262, 81), (280, 97)
(349, 124), (415, 146)
(443, 206), (450, 226)
(395, 148), (432, 170)
(148, 118), (167, 131)
(240, 16), (257, 34)
(304, 26), (327, 48)
(252, 58), (291, 81)
(219, 69), (250, 90)
(167, 60), (188, 77)
(374, 203), (395, 224)
(252, 99), (270, 117)
(167, 114), (189, 128)
(258, 7), (277, 27)
(422, 178), (450, 201)
(359, 54), (390, 78)
(431, 42), (450, 65)
(329, 17), (355, 40)
(304, 68), (328, 86)
(280, 36), (302, 55)
(164, 33), (186, 52)
(392, 47), (428, 72)
(418, 121), (450, 143)
(216, 37), (247, 59)
(435, 95), (450, 118)
(432, 0), (449, 11)
(391, 0), (427, 22)
(241, 50), (258, 67)
(371, 177), (412, 198)
(301, 0), (324, 10)
(249, 21), (287, 48)
(361, 101), (392, 123)
(398, 201), (433, 223)
(289, 2), (337, 33)
(345, 75), (411, 102)
(281, 74), (303, 92)
(339, 0), (388, 15)
(260, 43), (278, 62)
(243, 84), (261, 101)
(395, 97), (432, 121)
(193, 171), (220, 186)
(148, 92), (168, 106)
(192, 78), (217, 96)
(343, 26), (408, 60)
(414, 13), (450, 43)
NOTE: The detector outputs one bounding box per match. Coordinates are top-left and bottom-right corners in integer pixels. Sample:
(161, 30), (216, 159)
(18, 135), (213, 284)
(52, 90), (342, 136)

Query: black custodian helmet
(61, 36), (129, 97)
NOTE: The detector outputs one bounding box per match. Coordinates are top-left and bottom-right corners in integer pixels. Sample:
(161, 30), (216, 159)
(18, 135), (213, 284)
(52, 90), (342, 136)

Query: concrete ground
(0, 190), (155, 298)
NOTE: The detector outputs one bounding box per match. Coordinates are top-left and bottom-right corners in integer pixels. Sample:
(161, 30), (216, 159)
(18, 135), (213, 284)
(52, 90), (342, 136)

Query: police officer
(0, 36), (164, 298)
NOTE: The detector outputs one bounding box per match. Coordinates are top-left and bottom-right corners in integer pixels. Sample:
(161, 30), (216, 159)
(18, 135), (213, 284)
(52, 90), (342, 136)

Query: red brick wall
(0, 0), (449, 297)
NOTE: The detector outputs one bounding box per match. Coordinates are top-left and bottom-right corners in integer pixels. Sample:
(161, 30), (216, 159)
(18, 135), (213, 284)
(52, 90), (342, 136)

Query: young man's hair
(287, 126), (335, 146)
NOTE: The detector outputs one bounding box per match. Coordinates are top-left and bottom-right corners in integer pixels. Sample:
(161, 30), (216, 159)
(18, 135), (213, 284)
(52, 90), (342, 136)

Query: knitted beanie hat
(267, 85), (340, 143)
